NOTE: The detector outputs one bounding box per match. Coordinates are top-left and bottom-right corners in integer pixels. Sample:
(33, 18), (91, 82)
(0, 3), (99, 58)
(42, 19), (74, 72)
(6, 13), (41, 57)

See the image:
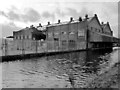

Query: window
(15, 36), (17, 39)
(33, 37), (35, 40)
(23, 35), (25, 39)
(95, 28), (97, 31)
(91, 27), (93, 30)
(29, 35), (31, 39)
(78, 30), (84, 36)
(54, 38), (59, 41)
(27, 35), (29, 39)
(69, 40), (75, 46)
(62, 32), (66, 34)
(19, 36), (21, 40)
(99, 29), (101, 32)
(54, 32), (59, 35)
(48, 32), (52, 37)
(21, 35), (23, 39)
(62, 40), (67, 45)
(69, 32), (74, 35)
(24, 35), (27, 39)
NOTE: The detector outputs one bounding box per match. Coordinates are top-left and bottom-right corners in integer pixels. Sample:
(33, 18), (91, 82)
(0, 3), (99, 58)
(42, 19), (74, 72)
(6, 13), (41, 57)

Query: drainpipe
(4, 39), (7, 56)
(35, 39), (38, 53)
(86, 26), (89, 50)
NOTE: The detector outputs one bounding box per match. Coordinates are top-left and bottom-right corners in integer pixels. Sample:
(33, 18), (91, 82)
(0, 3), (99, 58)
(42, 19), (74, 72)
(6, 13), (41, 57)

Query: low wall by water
(1, 48), (88, 62)
(1, 47), (114, 62)
(0, 38), (115, 62)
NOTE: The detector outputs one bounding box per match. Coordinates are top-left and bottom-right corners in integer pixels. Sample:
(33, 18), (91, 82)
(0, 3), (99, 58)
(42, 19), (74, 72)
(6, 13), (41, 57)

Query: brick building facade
(13, 25), (46, 51)
(46, 14), (113, 51)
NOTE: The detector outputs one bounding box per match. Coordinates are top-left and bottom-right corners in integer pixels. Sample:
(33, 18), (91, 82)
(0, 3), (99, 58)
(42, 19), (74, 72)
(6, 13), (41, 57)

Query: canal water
(1, 47), (120, 88)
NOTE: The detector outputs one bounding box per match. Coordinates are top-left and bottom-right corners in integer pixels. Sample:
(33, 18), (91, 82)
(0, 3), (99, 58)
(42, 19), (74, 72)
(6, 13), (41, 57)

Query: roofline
(88, 15), (103, 30)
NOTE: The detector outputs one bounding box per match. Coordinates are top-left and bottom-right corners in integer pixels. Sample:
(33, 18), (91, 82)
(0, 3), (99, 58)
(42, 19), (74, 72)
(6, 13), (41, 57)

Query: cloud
(55, 8), (66, 17)
(42, 11), (55, 19)
(7, 11), (20, 21)
(0, 11), (7, 17)
(21, 8), (40, 22)
(0, 7), (40, 23)
(41, 7), (94, 22)
(66, 7), (93, 19)
(0, 22), (22, 37)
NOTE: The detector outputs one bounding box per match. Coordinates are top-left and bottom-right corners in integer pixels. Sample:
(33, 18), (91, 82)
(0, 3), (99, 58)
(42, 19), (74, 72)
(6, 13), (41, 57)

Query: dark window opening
(54, 38), (59, 41)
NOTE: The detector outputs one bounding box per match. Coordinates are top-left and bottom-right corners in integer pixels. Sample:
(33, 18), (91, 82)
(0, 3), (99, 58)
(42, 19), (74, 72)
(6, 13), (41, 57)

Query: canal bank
(87, 61), (119, 88)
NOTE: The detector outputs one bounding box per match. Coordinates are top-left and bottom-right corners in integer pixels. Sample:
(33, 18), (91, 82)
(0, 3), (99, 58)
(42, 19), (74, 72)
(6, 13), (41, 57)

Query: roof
(101, 24), (107, 29)
(101, 22), (112, 33)
(40, 16), (95, 29)
(14, 26), (40, 33)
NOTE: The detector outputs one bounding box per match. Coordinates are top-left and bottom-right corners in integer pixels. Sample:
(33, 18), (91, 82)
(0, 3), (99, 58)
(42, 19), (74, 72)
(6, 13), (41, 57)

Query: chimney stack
(85, 14), (88, 19)
(58, 20), (60, 24)
(94, 14), (97, 17)
(48, 22), (50, 25)
(26, 27), (29, 28)
(101, 22), (104, 24)
(39, 23), (42, 27)
(79, 17), (82, 21)
(70, 17), (73, 22)
(30, 25), (34, 28)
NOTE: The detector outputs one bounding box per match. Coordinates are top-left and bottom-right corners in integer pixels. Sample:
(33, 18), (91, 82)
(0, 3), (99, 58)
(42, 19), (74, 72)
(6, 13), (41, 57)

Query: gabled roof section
(101, 24), (106, 29)
(101, 22), (112, 32)
(14, 26), (39, 33)
(106, 22), (112, 32)
(87, 14), (103, 30)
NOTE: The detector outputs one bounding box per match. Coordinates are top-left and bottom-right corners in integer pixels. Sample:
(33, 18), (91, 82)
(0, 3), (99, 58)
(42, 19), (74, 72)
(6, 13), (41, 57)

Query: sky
(0, 0), (119, 38)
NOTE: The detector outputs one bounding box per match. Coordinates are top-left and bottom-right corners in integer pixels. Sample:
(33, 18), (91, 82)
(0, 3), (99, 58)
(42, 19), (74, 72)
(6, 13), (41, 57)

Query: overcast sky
(0, 0), (119, 38)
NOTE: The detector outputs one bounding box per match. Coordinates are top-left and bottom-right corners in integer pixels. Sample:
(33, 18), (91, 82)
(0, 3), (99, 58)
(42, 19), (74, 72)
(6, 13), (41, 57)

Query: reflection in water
(2, 48), (119, 88)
